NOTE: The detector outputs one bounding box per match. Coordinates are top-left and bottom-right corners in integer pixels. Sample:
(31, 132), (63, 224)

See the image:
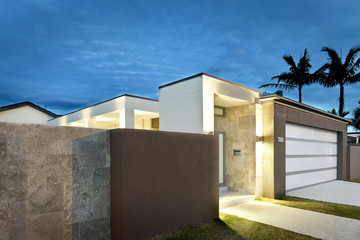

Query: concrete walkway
(287, 180), (360, 207)
(219, 191), (254, 210)
(221, 201), (360, 240)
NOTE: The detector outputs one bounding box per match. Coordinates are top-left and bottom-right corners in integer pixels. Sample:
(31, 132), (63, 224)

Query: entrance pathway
(221, 201), (360, 240)
(287, 180), (360, 207)
(219, 191), (254, 210)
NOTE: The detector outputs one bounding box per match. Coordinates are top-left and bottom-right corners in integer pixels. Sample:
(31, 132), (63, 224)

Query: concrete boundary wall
(348, 144), (360, 180)
(110, 129), (219, 240)
(0, 123), (218, 240)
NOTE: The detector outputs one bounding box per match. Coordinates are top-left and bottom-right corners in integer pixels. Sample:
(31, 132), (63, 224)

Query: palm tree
(353, 100), (360, 130)
(260, 48), (314, 103)
(317, 46), (360, 117)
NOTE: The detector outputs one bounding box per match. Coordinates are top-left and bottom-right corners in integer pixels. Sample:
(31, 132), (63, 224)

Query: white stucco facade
(48, 95), (159, 130)
(159, 76), (204, 134)
(159, 73), (262, 134)
(0, 106), (54, 125)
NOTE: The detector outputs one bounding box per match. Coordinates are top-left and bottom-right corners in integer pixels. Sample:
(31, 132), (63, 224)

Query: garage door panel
(286, 123), (337, 143)
(286, 140), (337, 156)
(286, 123), (337, 192)
(286, 156), (337, 173)
(286, 169), (337, 191)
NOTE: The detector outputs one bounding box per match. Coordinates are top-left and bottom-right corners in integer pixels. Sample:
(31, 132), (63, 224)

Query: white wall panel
(159, 77), (204, 134)
(286, 169), (337, 191)
(286, 156), (337, 173)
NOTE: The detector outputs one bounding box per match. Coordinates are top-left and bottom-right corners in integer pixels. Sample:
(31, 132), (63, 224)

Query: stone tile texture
(215, 104), (256, 194)
(0, 122), (103, 240)
(72, 131), (111, 240)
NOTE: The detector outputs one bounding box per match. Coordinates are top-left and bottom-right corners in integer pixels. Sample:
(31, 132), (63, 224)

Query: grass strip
(346, 178), (360, 183)
(256, 196), (360, 220)
(151, 212), (317, 240)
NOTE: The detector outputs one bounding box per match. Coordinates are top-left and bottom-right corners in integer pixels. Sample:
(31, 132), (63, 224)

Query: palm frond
(341, 111), (350, 117)
(282, 55), (297, 72)
(347, 72), (360, 84)
(299, 48), (312, 73)
(347, 57), (360, 77)
(321, 47), (342, 66)
(344, 46), (360, 70)
(259, 83), (296, 90)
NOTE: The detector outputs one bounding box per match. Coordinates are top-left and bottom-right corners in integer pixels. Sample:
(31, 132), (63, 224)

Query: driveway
(287, 180), (360, 207)
(221, 201), (360, 240)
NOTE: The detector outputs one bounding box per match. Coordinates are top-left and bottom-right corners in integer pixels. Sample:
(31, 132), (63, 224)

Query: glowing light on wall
(255, 104), (263, 197)
(95, 116), (111, 121)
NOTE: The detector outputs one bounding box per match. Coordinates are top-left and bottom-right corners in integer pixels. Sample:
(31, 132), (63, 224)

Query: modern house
(0, 73), (353, 199)
(159, 73), (351, 198)
(0, 101), (58, 125)
(48, 94), (159, 130)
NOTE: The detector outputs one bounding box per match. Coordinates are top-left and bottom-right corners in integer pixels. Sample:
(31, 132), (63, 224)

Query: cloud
(63, 40), (84, 45)
(91, 40), (120, 46)
(1, 0), (360, 115)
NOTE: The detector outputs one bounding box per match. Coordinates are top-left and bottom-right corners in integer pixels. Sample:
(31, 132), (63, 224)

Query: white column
(119, 108), (135, 129)
(85, 117), (97, 128)
(202, 91), (214, 134)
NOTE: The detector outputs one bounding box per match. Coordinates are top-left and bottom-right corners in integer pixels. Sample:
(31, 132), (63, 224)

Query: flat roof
(158, 72), (262, 94)
(0, 101), (59, 118)
(51, 94), (158, 119)
(348, 132), (360, 136)
(261, 95), (352, 123)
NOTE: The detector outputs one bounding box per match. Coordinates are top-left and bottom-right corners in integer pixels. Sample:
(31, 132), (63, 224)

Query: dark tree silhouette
(353, 100), (360, 130)
(317, 46), (360, 117)
(327, 108), (349, 117)
(260, 49), (314, 103)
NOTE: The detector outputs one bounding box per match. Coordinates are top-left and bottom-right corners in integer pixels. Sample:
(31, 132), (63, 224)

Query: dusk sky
(1, 0), (360, 116)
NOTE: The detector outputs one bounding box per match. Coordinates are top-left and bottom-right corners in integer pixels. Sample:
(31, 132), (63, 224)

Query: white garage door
(286, 123), (337, 191)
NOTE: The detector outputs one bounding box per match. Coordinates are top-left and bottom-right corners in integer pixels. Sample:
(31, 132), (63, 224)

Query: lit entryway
(285, 123), (338, 191)
(219, 187), (255, 210)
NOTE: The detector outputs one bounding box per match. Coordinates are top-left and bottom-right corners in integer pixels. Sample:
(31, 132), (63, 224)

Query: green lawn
(256, 196), (360, 220)
(151, 212), (317, 240)
(346, 178), (360, 183)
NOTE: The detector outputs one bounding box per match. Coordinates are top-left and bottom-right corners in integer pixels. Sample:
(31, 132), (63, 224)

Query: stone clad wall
(0, 123), (218, 240)
(214, 104), (256, 194)
(72, 131), (110, 239)
(0, 122), (103, 240)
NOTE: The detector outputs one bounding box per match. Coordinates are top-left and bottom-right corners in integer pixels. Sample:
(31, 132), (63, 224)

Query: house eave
(260, 95), (353, 124)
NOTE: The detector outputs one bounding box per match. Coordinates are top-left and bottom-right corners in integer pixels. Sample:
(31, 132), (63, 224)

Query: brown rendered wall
(214, 104), (256, 194)
(348, 144), (360, 180)
(110, 129), (219, 240)
(0, 122), (103, 240)
(262, 100), (348, 198)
